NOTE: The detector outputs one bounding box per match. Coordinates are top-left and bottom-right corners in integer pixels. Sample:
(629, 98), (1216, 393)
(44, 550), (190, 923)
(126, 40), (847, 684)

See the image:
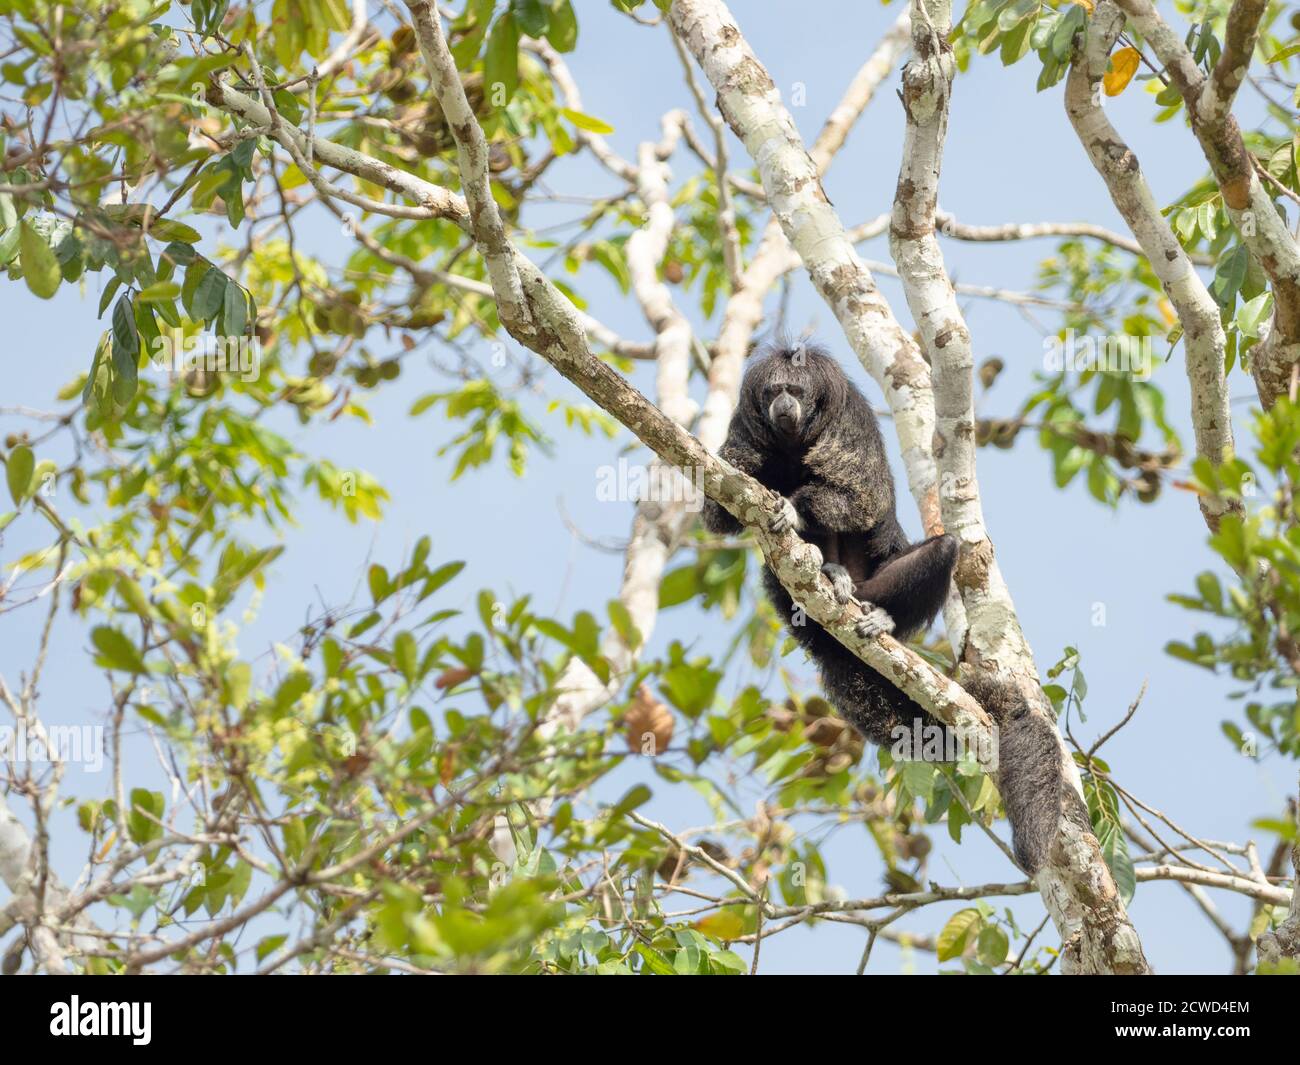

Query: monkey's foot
(853, 604), (896, 640)
(769, 496), (804, 534)
(821, 563), (855, 604)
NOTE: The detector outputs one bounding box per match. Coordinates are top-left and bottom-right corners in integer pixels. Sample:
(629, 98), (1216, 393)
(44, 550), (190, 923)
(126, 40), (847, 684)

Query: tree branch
(1115, 0), (1300, 408)
(668, 0), (944, 538)
(1065, 1), (1236, 531)
(404, 0), (529, 328)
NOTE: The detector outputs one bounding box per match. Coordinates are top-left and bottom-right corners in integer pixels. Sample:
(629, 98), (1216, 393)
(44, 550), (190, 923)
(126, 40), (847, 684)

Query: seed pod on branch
(625, 685), (674, 755)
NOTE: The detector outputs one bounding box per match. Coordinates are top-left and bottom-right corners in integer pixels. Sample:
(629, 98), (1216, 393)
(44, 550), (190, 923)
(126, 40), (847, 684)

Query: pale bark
(882, 0), (1146, 974)
(405, 0), (529, 327)
(1064, 2), (1235, 531)
(543, 115), (698, 737)
(629, 115), (697, 430)
(668, 0), (944, 539)
(541, 14), (916, 735)
(1115, 0), (1300, 409)
(1201, 0), (1266, 129)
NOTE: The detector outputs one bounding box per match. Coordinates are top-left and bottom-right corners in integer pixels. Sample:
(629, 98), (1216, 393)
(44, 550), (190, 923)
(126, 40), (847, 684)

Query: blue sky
(1, 1), (1293, 973)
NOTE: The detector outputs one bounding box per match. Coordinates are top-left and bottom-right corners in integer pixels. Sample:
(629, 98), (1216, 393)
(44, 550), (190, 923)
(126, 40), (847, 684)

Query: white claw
(822, 564), (854, 604)
(770, 497), (803, 534)
(854, 604), (896, 640)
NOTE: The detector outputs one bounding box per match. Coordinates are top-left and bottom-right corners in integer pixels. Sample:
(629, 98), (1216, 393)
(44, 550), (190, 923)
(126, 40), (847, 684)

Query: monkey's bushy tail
(762, 572), (1082, 873)
(958, 671), (1091, 874)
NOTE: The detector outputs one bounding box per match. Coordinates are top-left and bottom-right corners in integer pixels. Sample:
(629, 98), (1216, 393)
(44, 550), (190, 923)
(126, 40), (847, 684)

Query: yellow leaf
(96, 830), (117, 861)
(1072, 0), (1094, 10)
(561, 108), (615, 135)
(1104, 47), (1141, 97)
(1157, 298), (1176, 327)
(694, 909), (746, 941)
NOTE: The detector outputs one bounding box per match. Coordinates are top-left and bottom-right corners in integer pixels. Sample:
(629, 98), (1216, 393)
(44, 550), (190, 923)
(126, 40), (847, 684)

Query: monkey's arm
(701, 436), (763, 535)
(794, 433), (895, 533)
(790, 477), (880, 533)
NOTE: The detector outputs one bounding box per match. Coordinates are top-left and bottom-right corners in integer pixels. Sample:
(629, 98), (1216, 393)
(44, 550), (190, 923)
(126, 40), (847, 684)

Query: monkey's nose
(771, 394), (799, 429)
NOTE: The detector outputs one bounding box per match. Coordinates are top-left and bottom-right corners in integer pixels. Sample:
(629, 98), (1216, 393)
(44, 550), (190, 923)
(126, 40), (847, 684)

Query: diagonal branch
(542, 11), (917, 734)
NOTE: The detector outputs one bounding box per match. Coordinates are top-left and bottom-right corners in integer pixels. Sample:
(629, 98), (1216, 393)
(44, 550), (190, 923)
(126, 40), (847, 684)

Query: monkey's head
(743, 341), (852, 447)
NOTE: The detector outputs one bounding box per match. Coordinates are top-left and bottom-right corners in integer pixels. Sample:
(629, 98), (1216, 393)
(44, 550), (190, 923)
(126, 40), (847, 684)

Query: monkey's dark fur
(702, 342), (1070, 873)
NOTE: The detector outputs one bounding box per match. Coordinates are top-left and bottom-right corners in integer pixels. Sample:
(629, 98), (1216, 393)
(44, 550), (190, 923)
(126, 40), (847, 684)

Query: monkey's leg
(852, 534), (957, 637)
(818, 645), (937, 750)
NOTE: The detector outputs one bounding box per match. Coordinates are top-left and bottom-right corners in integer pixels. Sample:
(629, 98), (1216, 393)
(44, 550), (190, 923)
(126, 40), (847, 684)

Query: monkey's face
(764, 382), (807, 440)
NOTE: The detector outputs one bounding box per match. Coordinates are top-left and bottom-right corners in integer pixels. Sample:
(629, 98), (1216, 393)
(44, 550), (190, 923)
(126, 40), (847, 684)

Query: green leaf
(937, 908), (981, 962)
(605, 783), (652, 825)
(1050, 4), (1084, 62)
(256, 935), (288, 962)
(192, 265), (227, 323)
(19, 219), (60, 298)
(138, 281), (180, 302)
(545, 0), (578, 51)
(1099, 824), (1137, 904)
(222, 278), (248, 337)
(1236, 291), (1274, 338)
(1210, 244), (1248, 311)
(976, 925), (1010, 966)
(607, 598), (642, 652)
(182, 258), (211, 318)
(484, 13), (521, 104)
(510, 0), (549, 36)
(112, 293), (140, 363)
(111, 295), (140, 405)
(999, 17), (1032, 66)
(5, 444), (34, 505)
(394, 630), (419, 683)
(658, 565), (699, 608)
(91, 625), (148, 674)
(422, 560), (466, 597)
(1267, 41), (1300, 63)
(369, 563), (390, 603)
(98, 276), (122, 318)
(127, 788), (164, 844)
(634, 942), (677, 975)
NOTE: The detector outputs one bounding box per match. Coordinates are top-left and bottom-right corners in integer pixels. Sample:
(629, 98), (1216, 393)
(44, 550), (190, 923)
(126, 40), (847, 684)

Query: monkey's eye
(786, 385), (804, 399)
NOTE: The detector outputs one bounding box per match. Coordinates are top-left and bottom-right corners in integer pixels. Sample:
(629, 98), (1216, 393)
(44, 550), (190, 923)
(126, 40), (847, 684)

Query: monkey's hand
(853, 603), (896, 640)
(770, 496), (804, 534)
(821, 563), (855, 604)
